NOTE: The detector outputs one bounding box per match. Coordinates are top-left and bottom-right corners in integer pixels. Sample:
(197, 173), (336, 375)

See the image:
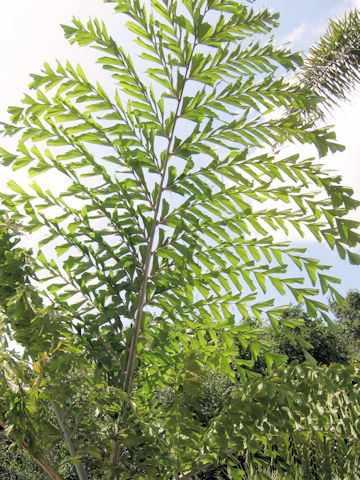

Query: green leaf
(347, 250), (360, 265)
(281, 317), (304, 328)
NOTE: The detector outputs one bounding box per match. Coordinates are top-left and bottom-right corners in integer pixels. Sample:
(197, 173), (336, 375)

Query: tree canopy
(273, 304), (351, 365)
(0, 0), (360, 478)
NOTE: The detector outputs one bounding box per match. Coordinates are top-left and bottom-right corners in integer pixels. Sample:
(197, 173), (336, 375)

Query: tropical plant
(301, 8), (360, 115)
(331, 289), (360, 355)
(0, 0), (360, 478)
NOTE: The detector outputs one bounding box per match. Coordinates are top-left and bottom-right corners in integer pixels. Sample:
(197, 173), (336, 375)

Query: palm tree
(301, 9), (360, 115)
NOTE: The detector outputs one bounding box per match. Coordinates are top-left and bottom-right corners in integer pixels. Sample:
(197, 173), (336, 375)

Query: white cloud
(334, 0), (360, 14)
(269, 88), (360, 244)
(325, 87), (360, 204)
(280, 0), (359, 53)
(282, 23), (306, 48)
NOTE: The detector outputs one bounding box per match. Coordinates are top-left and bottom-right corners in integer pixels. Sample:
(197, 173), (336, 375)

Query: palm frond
(302, 9), (360, 113)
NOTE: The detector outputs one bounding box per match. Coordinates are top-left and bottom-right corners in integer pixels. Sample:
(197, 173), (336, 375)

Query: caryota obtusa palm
(0, 1), (359, 479)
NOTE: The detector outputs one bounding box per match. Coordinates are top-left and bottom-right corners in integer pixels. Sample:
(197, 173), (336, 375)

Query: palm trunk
(51, 401), (88, 480)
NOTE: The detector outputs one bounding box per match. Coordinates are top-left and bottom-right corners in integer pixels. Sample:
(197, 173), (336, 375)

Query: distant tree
(0, 431), (47, 480)
(331, 290), (360, 355)
(274, 305), (351, 365)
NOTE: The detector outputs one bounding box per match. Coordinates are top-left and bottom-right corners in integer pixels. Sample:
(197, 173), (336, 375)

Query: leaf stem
(107, 27), (199, 479)
(123, 36), (197, 394)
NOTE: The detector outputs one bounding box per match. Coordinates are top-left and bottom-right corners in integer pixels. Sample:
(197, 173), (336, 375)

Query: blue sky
(272, 1), (347, 26)
(0, 0), (359, 304)
(269, 0), (357, 50)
